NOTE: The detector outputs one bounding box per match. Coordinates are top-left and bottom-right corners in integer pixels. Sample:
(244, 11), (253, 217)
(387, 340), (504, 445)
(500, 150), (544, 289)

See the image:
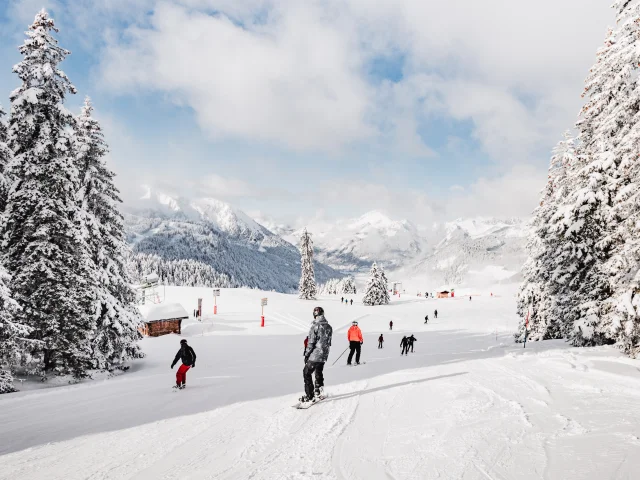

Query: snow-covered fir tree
(298, 228), (317, 300)
(517, 9), (640, 352)
(0, 104), (12, 212)
(341, 276), (356, 294)
(318, 278), (340, 295)
(0, 263), (33, 393)
(75, 97), (142, 370)
(362, 262), (389, 306)
(592, 1), (640, 355)
(517, 133), (578, 342)
(2, 11), (94, 378)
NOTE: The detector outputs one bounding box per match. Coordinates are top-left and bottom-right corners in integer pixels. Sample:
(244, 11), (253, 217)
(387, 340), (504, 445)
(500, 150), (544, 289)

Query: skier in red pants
(171, 339), (196, 389)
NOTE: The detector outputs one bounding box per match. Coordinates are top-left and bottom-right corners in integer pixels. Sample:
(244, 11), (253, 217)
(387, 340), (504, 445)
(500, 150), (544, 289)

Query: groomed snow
(1, 286), (639, 479)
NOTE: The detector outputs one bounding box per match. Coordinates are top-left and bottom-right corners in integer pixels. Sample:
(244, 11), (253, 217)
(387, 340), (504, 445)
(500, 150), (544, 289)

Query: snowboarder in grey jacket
(300, 306), (333, 404)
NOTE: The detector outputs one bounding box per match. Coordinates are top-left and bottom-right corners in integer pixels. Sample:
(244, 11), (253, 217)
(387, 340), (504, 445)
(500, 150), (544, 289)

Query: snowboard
(346, 362), (366, 366)
(292, 394), (327, 409)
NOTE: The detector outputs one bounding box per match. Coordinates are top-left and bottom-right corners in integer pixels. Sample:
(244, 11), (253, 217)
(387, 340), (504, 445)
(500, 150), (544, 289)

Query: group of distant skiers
(170, 304), (441, 405)
(424, 309), (438, 324)
(340, 297), (354, 305)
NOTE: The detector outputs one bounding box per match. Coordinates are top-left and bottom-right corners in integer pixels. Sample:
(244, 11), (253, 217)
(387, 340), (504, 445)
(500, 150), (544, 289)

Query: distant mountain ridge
(260, 213), (529, 286)
(124, 187), (342, 292)
(125, 187), (529, 290)
(259, 210), (427, 272)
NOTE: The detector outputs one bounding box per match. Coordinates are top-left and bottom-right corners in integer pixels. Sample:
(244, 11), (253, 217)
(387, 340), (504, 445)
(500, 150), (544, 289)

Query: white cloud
(195, 174), (253, 198)
(306, 163), (546, 225)
(100, 1), (373, 151)
(3, 0), (612, 221)
(94, 0), (612, 162)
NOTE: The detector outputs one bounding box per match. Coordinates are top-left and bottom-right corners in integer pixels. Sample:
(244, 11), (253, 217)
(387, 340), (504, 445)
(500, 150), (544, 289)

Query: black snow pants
(303, 361), (325, 398)
(378, 341), (383, 349)
(347, 341), (361, 364)
(401, 344), (409, 355)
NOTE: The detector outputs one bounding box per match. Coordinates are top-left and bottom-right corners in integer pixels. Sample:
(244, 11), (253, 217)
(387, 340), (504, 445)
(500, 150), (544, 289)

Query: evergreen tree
(0, 263), (33, 393)
(0, 104), (11, 212)
(362, 262), (389, 306)
(75, 97), (142, 370)
(298, 228), (317, 300)
(2, 10), (94, 378)
(516, 133), (578, 342)
(341, 276), (357, 294)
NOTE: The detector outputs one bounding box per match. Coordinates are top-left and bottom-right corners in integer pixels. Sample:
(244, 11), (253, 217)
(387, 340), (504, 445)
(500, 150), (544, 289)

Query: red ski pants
(176, 364), (191, 385)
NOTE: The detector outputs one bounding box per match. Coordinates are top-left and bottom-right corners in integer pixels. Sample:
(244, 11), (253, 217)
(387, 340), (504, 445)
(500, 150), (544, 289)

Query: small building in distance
(138, 303), (189, 337)
(437, 290), (450, 299)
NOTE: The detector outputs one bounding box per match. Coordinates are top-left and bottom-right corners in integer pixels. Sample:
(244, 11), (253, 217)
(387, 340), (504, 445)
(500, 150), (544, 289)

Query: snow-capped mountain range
(124, 187), (341, 292)
(124, 186), (529, 291)
(258, 211), (426, 272)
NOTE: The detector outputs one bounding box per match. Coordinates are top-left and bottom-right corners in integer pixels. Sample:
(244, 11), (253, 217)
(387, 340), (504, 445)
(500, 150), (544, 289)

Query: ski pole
(332, 346), (350, 366)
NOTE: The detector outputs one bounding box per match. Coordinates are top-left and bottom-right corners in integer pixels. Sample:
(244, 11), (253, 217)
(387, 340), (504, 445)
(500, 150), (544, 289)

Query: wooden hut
(138, 303), (189, 337)
(436, 290), (450, 299)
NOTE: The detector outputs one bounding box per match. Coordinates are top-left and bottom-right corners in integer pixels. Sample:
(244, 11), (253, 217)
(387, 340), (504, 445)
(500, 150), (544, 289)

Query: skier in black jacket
(400, 336), (409, 355)
(171, 339), (196, 389)
(408, 334), (417, 352)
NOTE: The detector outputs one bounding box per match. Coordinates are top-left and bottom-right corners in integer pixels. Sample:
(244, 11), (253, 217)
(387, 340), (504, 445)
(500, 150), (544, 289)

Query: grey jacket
(305, 315), (333, 363)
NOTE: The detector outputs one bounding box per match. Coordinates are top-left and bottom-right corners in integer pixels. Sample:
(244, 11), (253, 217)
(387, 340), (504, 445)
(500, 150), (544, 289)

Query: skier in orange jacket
(347, 321), (363, 365)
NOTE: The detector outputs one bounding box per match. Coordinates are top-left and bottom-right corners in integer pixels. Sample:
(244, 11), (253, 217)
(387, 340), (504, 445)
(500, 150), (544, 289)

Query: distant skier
(389, 320), (393, 331)
(350, 299), (353, 306)
(171, 339), (196, 389)
(469, 296), (472, 301)
(378, 334), (384, 349)
(434, 309), (438, 319)
(424, 315), (429, 324)
(408, 334), (417, 352)
(347, 321), (363, 365)
(400, 336), (409, 355)
(341, 297), (344, 303)
(300, 307), (333, 405)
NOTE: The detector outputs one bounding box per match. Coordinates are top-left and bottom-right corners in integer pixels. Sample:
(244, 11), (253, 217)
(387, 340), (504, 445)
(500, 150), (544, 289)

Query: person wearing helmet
(171, 339), (196, 389)
(300, 306), (333, 404)
(347, 320), (363, 365)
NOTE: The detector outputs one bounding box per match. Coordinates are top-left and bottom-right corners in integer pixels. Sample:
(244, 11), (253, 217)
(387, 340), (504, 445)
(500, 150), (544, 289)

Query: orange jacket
(348, 325), (363, 342)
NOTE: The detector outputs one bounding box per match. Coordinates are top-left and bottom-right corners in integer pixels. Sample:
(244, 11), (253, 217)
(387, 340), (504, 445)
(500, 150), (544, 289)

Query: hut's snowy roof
(140, 303), (189, 322)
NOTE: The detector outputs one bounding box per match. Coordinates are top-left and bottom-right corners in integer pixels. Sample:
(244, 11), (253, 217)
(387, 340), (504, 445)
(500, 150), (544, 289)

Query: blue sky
(0, 0), (613, 225)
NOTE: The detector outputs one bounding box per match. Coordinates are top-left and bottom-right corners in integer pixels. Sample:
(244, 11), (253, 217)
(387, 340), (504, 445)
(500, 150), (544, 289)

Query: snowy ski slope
(1, 286), (639, 479)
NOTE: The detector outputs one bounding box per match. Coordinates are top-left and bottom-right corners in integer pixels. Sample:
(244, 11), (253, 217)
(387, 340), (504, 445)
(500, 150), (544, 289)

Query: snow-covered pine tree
(362, 262), (389, 306)
(298, 228), (317, 300)
(2, 10), (94, 378)
(516, 21), (625, 348)
(0, 262), (33, 393)
(341, 276), (356, 294)
(516, 133), (577, 342)
(590, 1), (640, 355)
(0, 104), (12, 212)
(75, 97), (142, 370)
